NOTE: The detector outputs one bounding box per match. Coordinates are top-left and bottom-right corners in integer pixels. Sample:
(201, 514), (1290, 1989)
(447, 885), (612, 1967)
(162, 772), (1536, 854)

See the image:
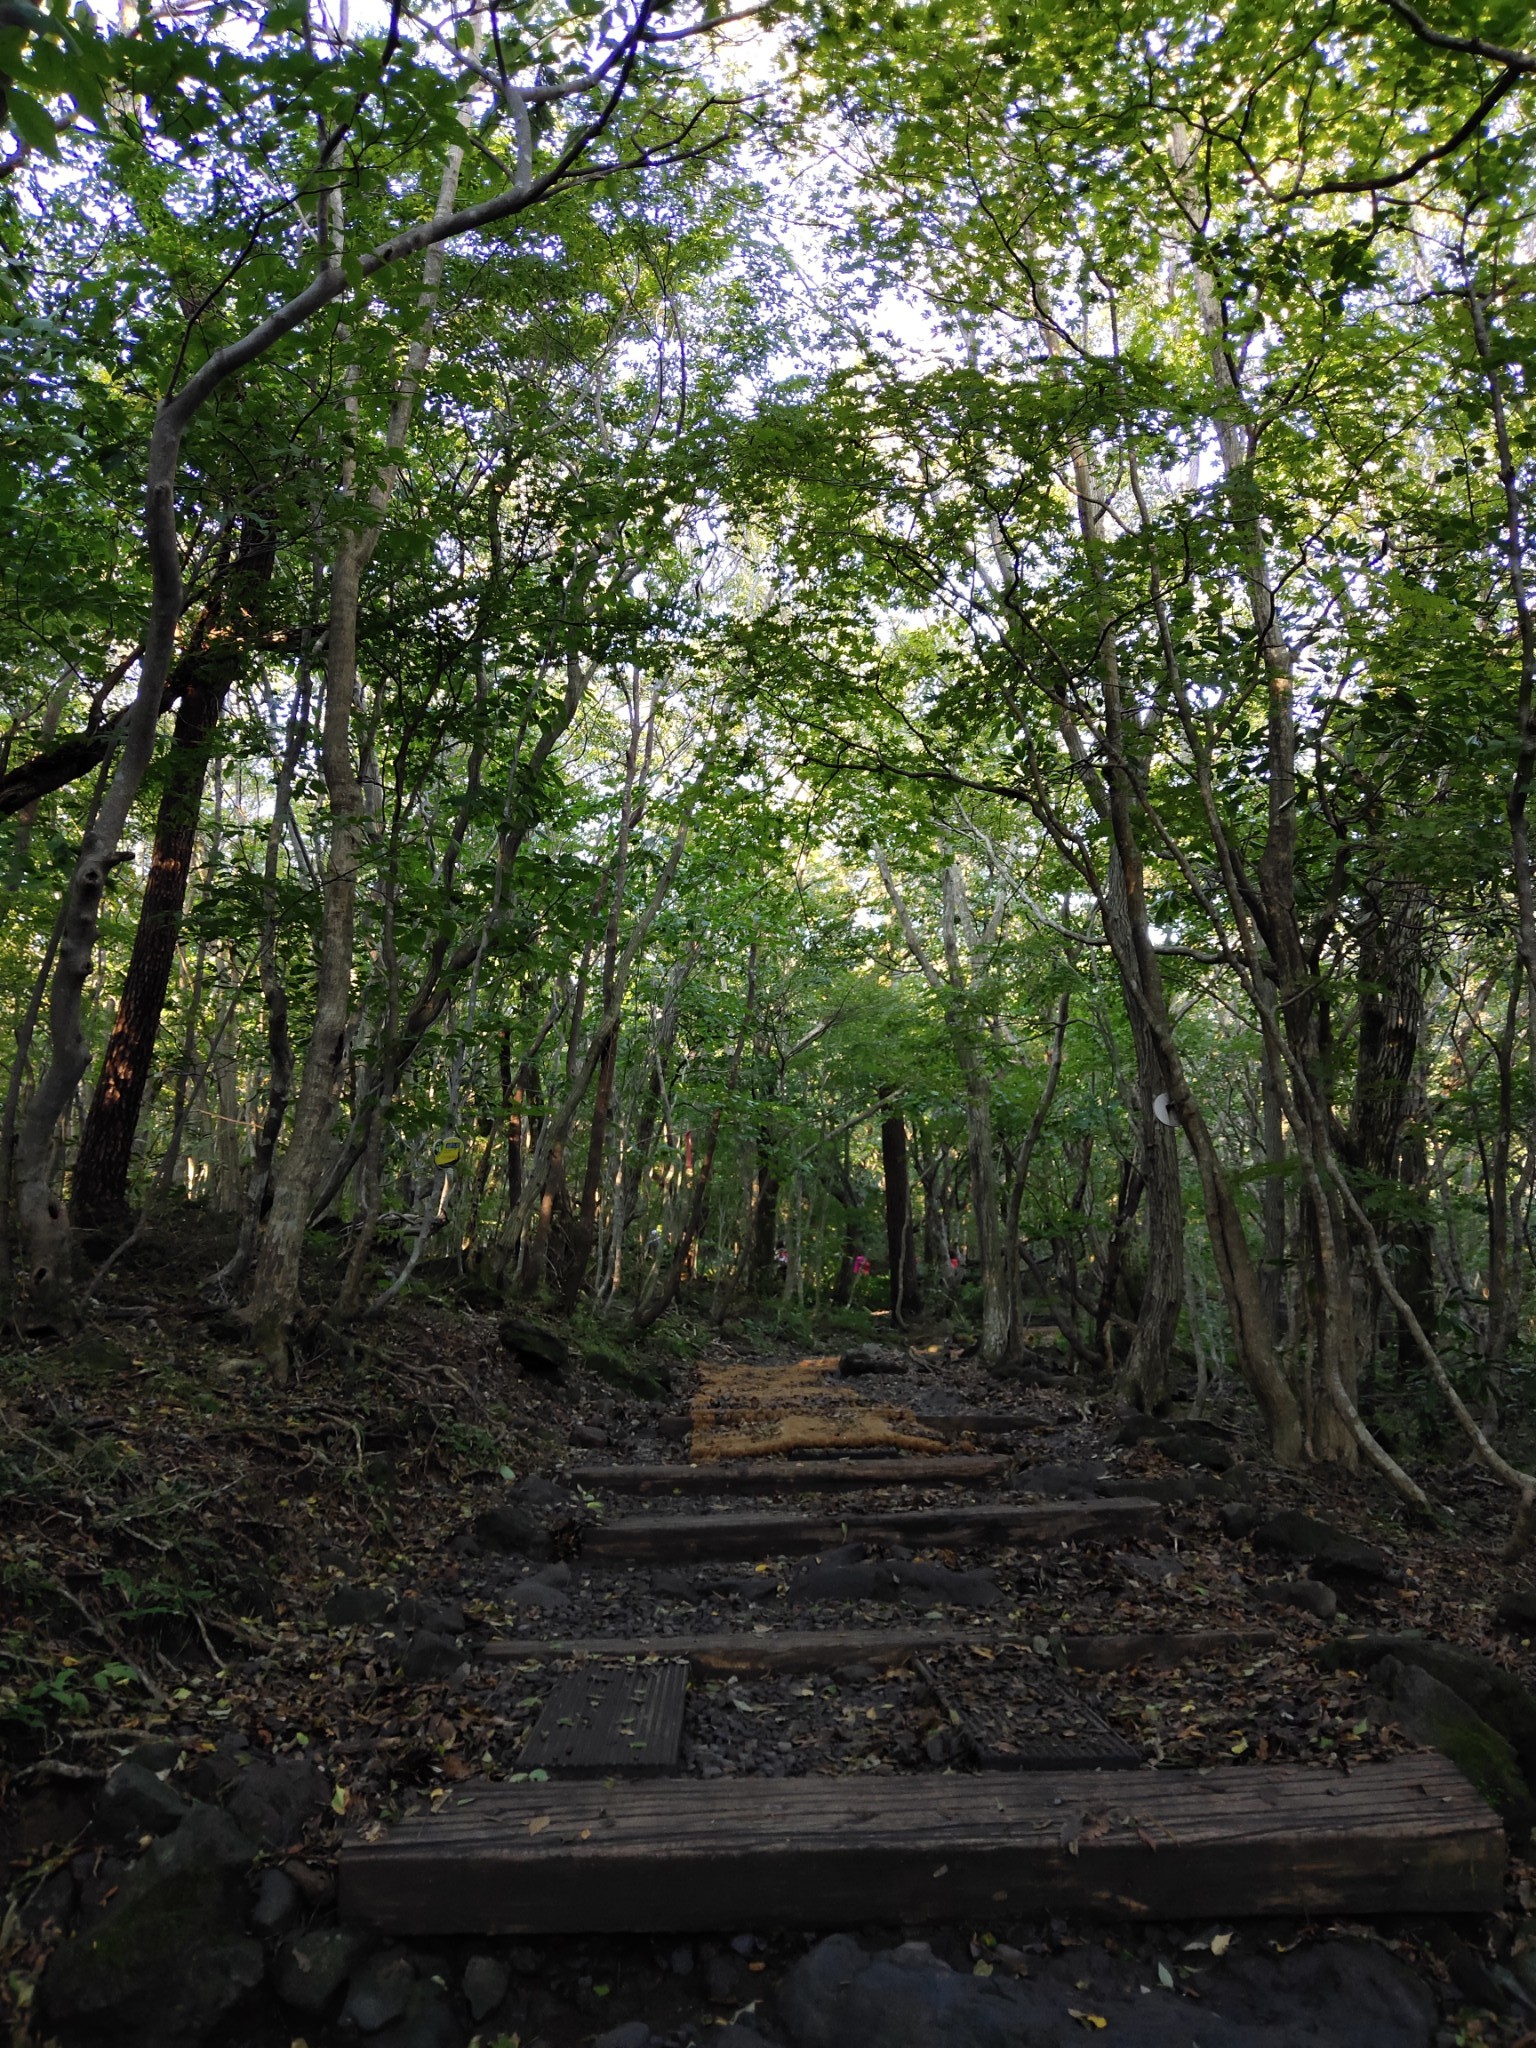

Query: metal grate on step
(517, 1661), (689, 1777)
(917, 1644), (1142, 1771)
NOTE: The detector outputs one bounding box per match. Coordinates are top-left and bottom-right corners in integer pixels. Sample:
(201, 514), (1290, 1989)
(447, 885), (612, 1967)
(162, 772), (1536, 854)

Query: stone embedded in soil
(396, 1595), (467, 1635)
(272, 1926), (373, 2015)
(572, 1422), (610, 1447)
(774, 1932), (1436, 2048)
(1252, 1510), (1395, 1581)
(1320, 1633), (1536, 1781)
(463, 1953), (511, 2022)
(41, 1806), (262, 2048)
(1369, 1658), (1536, 1843)
(1220, 1503), (1262, 1540)
(96, 1759), (192, 1843)
(1124, 1551), (1184, 1584)
(509, 1576), (571, 1610)
(498, 1317), (571, 1375)
(281, 1856), (333, 1905)
(342, 1948), (416, 2030)
(248, 1865), (302, 1938)
(326, 1584), (397, 1626)
(372, 1975), (467, 2048)
(1498, 1589), (1536, 1630)
(222, 1754), (328, 1848)
(1254, 1578), (1338, 1621)
(401, 1629), (466, 1681)
(706, 1951), (752, 2004)
(786, 1559), (1001, 1608)
(473, 1501), (555, 1559)
(592, 2024), (654, 2048)
(837, 1342), (912, 1375)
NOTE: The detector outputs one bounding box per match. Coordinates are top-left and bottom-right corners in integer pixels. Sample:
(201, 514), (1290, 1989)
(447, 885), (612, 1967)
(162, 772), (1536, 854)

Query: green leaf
(6, 85), (60, 155)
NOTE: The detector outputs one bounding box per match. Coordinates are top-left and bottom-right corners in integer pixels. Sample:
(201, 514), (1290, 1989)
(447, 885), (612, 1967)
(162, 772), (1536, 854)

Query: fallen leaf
(528, 1816), (551, 1836)
(1068, 2011), (1107, 2030)
(1211, 1932), (1233, 1957)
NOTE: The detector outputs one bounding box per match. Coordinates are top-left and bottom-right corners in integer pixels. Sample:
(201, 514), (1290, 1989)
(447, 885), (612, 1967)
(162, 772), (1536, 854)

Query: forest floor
(6, 1221), (1536, 2045)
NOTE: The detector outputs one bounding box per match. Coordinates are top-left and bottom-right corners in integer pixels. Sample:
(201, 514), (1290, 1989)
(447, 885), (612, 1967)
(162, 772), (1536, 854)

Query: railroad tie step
(579, 1497), (1161, 1565)
(339, 1753), (1504, 1934)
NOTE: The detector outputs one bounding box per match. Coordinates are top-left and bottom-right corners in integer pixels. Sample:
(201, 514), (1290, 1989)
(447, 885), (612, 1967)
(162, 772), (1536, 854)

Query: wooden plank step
(485, 1628), (1288, 1677)
(1063, 1629), (1284, 1671)
(581, 1498), (1159, 1564)
(658, 1411), (1034, 1444)
(516, 1662), (688, 1777)
(339, 1754), (1503, 1934)
(571, 1455), (1010, 1495)
(483, 1628), (976, 1673)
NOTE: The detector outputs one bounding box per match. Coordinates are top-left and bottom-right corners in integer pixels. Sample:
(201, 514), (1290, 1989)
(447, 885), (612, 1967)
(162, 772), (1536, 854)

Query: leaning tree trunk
(72, 516), (276, 1233)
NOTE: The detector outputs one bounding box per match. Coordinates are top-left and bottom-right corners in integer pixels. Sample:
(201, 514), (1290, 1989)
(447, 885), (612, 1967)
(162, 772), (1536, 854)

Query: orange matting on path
(688, 1355), (968, 1463)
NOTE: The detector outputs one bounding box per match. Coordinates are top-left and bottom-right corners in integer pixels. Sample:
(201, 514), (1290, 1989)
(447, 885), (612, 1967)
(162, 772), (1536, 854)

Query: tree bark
(72, 515), (277, 1232)
(880, 1106), (921, 1325)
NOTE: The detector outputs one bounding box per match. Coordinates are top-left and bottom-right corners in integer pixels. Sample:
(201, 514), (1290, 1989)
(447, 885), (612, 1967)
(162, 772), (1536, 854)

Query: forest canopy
(4, 0), (1536, 1507)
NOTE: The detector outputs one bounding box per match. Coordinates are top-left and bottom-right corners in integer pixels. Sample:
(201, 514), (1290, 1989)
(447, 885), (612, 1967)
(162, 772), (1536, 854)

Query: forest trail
(14, 1309), (1536, 2048)
(328, 1344), (1521, 2045)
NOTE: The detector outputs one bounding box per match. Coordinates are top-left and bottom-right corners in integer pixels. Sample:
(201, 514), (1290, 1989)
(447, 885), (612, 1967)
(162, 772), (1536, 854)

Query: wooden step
(571, 1455), (1009, 1496)
(516, 1662), (688, 1777)
(339, 1753), (1503, 1934)
(581, 1497), (1159, 1564)
(482, 1626), (1289, 1677)
(657, 1411), (1034, 1444)
(483, 1628), (979, 1673)
(1063, 1628), (1285, 1671)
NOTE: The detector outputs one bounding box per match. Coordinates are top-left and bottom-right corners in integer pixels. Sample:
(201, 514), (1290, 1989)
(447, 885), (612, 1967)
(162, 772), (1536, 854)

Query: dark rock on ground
(1319, 1633), (1536, 1780)
(127, 1737), (183, 1772)
(401, 1629), (466, 1681)
(473, 1501), (555, 1560)
(786, 1559), (1000, 1609)
(248, 1865), (302, 1938)
(715, 2029), (774, 2047)
(706, 1950), (751, 2004)
(1253, 1510), (1396, 1582)
(1099, 1473), (1217, 1505)
(96, 1758), (191, 1843)
(775, 1932), (1435, 2048)
(342, 1948), (416, 2030)
(21, 1865), (77, 1936)
(1154, 1430), (1236, 1472)
(282, 1856), (334, 1905)
(1018, 1462), (1106, 1498)
(395, 1595), (466, 1635)
(498, 1317), (571, 1375)
(325, 1584), (397, 1627)
(572, 1422), (610, 1447)
(837, 1342), (911, 1376)
(509, 1576), (571, 1611)
(223, 1754), (328, 1848)
(1497, 1588), (1536, 1630)
(1220, 1503), (1262, 1540)
(272, 1925), (372, 2016)
(1255, 1578), (1338, 1621)
(373, 1974), (468, 2048)
(593, 2024), (654, 2048)
(1368, 1657), (1536, 1842)
(652, 1570), (700, 1600)
(586, 1340), (671, 1400)
(40, 1806), (261, 2047)
(463, 1953), (510, 2022)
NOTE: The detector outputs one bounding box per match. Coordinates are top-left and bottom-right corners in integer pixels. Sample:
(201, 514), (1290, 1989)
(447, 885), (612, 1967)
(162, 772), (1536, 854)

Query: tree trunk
(880, 1108), (921, 1325)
